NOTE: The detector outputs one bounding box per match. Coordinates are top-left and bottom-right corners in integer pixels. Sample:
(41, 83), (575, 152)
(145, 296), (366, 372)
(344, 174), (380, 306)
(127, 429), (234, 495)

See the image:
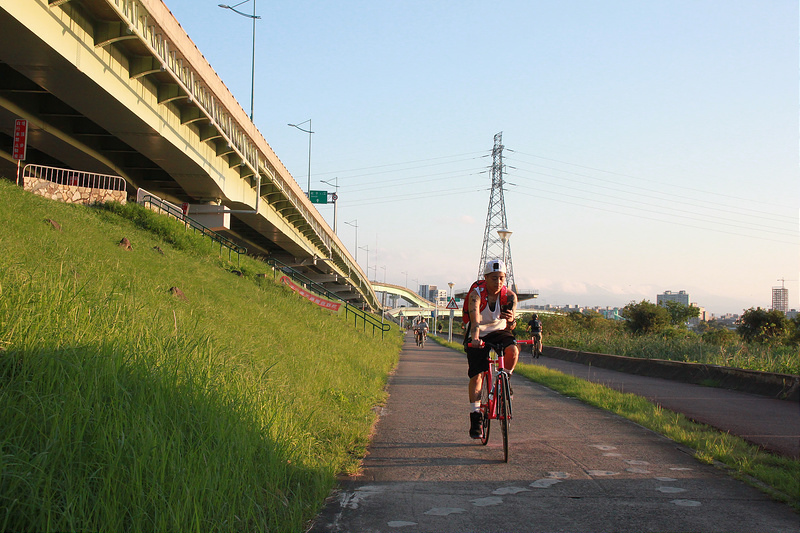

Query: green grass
(429, 336), (799, 509)
(0, 180), (402, 532)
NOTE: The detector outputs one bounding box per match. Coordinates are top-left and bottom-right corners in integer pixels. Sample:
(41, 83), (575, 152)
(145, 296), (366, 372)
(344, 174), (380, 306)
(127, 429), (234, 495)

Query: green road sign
(309, 190), (328, 204)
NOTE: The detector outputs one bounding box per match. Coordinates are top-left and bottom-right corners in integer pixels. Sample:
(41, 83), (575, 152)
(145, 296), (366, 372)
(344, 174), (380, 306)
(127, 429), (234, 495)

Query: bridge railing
(138, 192), (246, 266)
(266, 257), (391, 338)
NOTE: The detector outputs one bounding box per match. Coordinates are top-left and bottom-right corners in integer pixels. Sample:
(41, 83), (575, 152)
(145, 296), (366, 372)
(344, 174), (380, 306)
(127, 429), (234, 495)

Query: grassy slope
(0, 180), (402, 532)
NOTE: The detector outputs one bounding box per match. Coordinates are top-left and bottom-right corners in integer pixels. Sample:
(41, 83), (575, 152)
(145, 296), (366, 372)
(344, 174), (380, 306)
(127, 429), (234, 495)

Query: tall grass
(522, 314), (799, 375)
(546, 329), (799, 375)
(0, 180), (402, 532)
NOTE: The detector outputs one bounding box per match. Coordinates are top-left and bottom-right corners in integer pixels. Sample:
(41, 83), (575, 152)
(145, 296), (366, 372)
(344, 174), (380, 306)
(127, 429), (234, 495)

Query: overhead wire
(507, 148), (797, 213)
(510, 185), (797, 245)
(310, 145), (798, 244)
(506, 158), (795, 225)
(506, 164), (797, 237)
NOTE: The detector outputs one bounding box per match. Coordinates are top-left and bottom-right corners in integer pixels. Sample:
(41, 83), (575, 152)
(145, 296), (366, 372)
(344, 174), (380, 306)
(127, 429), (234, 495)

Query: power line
(507, 158), (795, 226)
(507, 148), (797, 212)
(511, 186), (797, 244)
(506, 167), (797, 236)
(313, 151), (488, 181)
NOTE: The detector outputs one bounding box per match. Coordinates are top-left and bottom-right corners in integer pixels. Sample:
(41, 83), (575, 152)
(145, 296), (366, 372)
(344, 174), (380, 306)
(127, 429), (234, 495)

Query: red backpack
(462, 280), (509, 324)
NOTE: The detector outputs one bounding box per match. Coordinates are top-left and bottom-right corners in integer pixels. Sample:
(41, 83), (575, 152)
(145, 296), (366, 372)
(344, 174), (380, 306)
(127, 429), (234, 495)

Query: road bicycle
(517, 337), (541, 358)
(469, 339), (513, 462)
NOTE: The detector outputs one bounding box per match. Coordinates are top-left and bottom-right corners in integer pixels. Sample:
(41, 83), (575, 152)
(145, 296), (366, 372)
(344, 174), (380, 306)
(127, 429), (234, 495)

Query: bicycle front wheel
(480, 374), (491, 445)
(497, 373), (511, 462)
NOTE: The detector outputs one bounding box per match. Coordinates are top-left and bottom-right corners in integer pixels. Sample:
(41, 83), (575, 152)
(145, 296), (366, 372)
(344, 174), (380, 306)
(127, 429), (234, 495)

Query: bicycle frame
(477, 341), (513, 461)
(516, 338), (541, 356)
(481, 345), (511, 421)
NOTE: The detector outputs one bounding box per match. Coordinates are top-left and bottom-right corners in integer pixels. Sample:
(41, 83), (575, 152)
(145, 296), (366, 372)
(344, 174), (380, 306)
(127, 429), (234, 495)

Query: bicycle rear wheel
(480, 374), (491, 445)
(497, 373), (511, 462)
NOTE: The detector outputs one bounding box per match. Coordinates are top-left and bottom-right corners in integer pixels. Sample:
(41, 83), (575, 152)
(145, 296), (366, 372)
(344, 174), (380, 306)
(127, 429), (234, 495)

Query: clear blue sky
(166, 0), (799, 316)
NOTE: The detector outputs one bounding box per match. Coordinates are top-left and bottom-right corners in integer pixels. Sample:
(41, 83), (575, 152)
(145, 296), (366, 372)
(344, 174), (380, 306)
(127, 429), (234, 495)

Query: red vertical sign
(13, 119), (28, 161)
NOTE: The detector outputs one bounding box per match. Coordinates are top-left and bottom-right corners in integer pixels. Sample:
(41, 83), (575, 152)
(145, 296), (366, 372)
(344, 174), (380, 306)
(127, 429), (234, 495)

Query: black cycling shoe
(469, 412), (482, 439)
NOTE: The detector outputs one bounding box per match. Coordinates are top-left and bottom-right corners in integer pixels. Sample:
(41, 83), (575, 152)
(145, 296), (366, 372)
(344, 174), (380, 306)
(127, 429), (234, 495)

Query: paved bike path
(310, 336), (798, 532)
(527, 350), (800, 459)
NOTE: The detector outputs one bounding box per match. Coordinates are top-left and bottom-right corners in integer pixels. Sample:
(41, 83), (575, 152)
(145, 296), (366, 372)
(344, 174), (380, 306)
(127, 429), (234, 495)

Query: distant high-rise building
(418, 284), (429, 300)
(772, 286), (789, 314)
(427, 285), (439, 301)
(657, 290), (689, 307)
(432, 289), (447, 307)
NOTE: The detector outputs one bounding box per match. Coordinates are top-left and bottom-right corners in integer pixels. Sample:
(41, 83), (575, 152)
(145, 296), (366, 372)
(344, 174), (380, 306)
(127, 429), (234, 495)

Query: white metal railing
(23, 164), (127, 192)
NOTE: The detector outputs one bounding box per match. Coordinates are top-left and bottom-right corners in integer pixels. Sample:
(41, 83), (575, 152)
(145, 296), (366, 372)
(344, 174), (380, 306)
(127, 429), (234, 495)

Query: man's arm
(503, 292), (518, 331)
(468, 289), (481, 342)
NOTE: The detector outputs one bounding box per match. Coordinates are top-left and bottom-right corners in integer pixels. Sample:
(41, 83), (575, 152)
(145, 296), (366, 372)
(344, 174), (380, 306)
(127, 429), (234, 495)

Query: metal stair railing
(266, 257), (391, 338)
(139, 194), (246, 266)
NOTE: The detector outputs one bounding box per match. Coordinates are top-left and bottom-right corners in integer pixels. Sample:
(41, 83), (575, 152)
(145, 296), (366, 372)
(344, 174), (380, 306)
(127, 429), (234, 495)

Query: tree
(736, 307), (789, 343)
(664, 301), (701, 327)
(620, 300), (670, 334)
(790, 316), (800, 345)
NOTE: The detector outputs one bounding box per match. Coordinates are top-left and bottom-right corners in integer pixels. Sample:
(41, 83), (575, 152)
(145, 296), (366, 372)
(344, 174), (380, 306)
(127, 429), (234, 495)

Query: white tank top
(472, 288), (507, 336)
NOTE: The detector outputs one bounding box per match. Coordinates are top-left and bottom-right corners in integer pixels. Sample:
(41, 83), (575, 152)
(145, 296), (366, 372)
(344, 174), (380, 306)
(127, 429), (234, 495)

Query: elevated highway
(371, 281), (437, 309)
(0, 0), (378, 309)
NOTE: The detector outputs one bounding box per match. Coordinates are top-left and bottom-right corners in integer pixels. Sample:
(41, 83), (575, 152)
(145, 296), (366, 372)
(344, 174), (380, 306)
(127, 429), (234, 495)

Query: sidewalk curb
(543, 346), (800, 402)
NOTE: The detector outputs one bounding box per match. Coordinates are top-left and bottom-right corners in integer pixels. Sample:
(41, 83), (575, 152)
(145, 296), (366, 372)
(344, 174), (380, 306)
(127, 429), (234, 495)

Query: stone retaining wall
(24, 176), (126, 205)
(544, 346), (800, 402)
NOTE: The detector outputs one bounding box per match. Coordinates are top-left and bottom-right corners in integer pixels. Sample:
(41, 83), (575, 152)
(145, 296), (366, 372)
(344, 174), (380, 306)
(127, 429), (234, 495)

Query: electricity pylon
(477, 132), (516, 292)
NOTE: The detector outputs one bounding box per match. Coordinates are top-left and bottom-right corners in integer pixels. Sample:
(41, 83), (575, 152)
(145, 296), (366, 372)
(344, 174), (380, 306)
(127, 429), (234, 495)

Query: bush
(737, 307), (791, 344)
(702, 328), (738, 346)
(620, 300), (670, 334)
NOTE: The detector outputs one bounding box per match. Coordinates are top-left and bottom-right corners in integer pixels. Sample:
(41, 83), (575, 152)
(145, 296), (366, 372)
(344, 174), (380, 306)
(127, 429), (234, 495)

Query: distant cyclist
(414, 318), (429, 346)
(464, 259), (518, 439)
(527, 313), (543, 358)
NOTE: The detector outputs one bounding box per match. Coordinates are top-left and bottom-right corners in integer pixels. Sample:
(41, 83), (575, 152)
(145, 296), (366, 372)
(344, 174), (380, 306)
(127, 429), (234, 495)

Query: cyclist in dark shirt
(527, 314), (543, 358)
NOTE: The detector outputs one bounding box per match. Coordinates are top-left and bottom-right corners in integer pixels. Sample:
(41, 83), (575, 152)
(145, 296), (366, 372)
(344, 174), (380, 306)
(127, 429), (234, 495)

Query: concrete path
(526, 351), (800, 459)
(310, 337), (799, 533)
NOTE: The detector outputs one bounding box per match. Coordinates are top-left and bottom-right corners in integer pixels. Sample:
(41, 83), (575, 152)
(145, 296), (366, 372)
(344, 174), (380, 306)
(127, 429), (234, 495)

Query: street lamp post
(497, 228), (512, 288)
(344, 219), (358, 262)
(218, 1), (260, 121)
(358, 244), (369, 276)
(447, 281), (455, 342)
(288, 120), (313, 196)
(380, 265), (387, 319)
(320, 177), (339, 234)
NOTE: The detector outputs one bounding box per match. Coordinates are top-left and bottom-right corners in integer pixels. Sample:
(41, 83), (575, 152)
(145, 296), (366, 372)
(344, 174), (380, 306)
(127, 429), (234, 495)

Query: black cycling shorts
(464, 330), (517, 378)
